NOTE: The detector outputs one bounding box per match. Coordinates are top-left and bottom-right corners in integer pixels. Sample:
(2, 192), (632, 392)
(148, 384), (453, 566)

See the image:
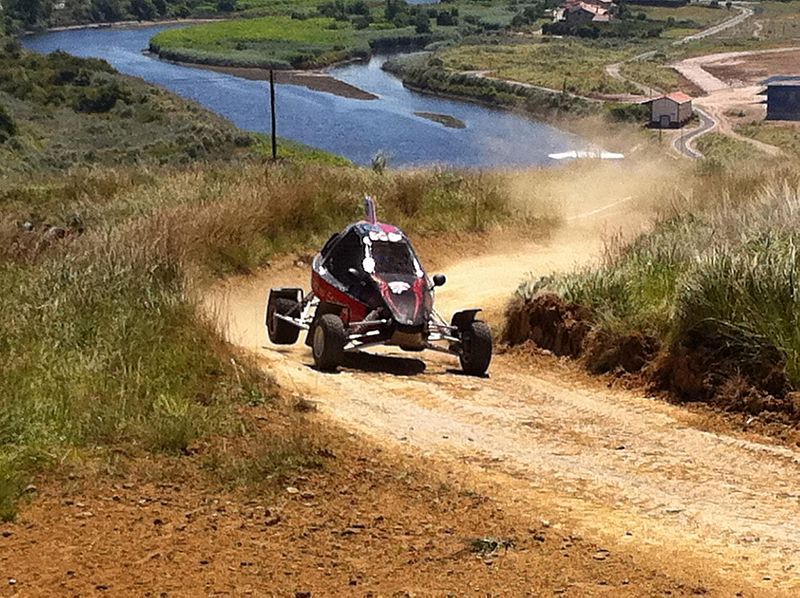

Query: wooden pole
(269, 69), (277, 161)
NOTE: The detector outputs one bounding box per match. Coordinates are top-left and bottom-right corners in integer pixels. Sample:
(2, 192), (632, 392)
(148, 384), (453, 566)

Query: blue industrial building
(761, 76), (800, 121)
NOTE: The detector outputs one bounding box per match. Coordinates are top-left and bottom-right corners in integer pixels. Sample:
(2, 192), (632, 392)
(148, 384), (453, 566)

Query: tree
(6, 0), (52, 28)
(91, 0), (126, 22)
(414, 10), (430, 33)
(217, 0), (236, 12)
(129, 0), (157, 20)
(385, 0), (404, 21)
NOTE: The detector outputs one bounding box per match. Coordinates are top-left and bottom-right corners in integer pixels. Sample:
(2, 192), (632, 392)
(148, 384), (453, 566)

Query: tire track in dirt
(206, 202), (800, 594)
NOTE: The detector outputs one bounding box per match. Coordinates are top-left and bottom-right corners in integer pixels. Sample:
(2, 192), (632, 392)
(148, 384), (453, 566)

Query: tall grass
(3, 162), (546, 275)
(1, 159), (557, 519)
(513, 162), (800, 394)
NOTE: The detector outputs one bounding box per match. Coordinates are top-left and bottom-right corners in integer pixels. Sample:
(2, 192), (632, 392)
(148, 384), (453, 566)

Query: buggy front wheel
(312, 314), (346, 372)
(459, 320), (492, 376)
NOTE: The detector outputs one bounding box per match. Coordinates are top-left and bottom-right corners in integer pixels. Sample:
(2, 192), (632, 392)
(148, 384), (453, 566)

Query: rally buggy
(265, 197), (492, 375)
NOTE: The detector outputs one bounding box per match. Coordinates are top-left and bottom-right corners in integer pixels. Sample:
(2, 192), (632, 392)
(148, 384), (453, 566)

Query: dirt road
(207, 198), (800, 594)
(671, 48), (800, 158)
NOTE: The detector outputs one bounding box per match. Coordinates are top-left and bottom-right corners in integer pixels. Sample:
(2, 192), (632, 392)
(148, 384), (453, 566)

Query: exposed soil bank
(504, 293), (800, 425)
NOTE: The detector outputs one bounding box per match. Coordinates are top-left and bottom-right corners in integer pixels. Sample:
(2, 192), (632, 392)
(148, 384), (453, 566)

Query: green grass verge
(149, 14), (442, 69)
(150, 16), (369, 69)
(252, 133), (352, 165)
(694, 132), (757, 165)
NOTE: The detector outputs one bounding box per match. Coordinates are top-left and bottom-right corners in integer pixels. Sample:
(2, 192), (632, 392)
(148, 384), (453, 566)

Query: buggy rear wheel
(312, 314), (346, 372)
(459, 320), (492, 376)
(267, 297), (300, 345)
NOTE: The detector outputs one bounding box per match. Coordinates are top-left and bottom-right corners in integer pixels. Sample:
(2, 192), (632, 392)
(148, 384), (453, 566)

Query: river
(22, 24), (580, 168)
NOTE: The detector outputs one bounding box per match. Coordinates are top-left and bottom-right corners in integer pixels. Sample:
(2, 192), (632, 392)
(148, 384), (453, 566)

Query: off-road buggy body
(265, 197), (492, 375)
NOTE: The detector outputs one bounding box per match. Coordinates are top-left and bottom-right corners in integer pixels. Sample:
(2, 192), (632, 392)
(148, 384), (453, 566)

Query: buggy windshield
(371, 241), (415, 275)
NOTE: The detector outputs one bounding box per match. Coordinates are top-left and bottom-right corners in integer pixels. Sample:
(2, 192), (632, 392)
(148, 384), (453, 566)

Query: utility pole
(269, 69), (277, 161)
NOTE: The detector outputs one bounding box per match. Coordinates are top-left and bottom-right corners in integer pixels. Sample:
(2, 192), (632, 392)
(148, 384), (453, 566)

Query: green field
(638, 4), (727, 29)
(437, 41), (641, 96)
(151, 16), (377, 69)
(618, 53), (681, 93)
(739, 123), (800, 159)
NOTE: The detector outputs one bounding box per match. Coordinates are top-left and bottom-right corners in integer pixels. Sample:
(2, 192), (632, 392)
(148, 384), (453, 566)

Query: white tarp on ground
(548, 150), (624, 160)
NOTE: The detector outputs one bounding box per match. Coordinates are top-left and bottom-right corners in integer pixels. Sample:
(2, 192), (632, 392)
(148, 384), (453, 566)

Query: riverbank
(24, 17), (221, 36)
(148, 15), (438, 70)
(163, 59), (379, 101)
(382, 53), (652, 150)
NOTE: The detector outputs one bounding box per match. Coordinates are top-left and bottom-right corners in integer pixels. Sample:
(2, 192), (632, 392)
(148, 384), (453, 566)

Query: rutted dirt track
(208, 201), (800, 594)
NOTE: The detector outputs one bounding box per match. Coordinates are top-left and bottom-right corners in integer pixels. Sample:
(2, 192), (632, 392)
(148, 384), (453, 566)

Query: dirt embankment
(504, 293), (800, 426)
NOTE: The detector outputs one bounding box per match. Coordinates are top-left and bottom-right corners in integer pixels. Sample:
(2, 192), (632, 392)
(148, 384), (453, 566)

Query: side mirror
(433, 274), (446, 287)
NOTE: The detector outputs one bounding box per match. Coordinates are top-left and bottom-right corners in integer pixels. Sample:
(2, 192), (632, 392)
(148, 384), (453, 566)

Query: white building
(645, 92), (693, 128)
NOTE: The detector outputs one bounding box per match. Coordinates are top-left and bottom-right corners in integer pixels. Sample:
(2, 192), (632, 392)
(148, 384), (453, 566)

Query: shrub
(414, 11), (431, 34)
(0, 103), (16, 141)
(73, 76), (130, 112)
(510, 168), (800, 403)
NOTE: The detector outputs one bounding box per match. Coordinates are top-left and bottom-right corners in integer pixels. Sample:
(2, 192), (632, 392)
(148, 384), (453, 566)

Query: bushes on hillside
(543, 19), (663, 39)
(0, 103), (15, 142)
(72, 73), (131, 113)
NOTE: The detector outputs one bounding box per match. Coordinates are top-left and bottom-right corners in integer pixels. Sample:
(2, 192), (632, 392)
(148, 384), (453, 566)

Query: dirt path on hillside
(205, 197), (800, 595)
(671, 47), (800, 158)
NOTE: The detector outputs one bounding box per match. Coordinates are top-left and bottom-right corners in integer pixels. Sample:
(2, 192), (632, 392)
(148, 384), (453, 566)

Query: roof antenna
(364, 195), (378, 224)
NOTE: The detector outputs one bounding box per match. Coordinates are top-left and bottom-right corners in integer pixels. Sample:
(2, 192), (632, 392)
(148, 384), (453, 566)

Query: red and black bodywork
(265, 197), (493, 375)
(312, 220), (433, 337)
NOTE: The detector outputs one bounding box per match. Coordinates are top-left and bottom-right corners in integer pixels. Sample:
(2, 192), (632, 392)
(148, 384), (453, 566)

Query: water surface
(23, 24), (580, 167)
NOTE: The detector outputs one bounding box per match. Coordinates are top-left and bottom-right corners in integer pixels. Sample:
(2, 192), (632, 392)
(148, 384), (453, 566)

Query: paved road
(675, 5), (754, 44)
(671, 106), (715, 158)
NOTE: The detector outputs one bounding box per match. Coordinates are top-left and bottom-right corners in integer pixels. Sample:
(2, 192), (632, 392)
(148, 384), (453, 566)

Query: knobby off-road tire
(312, 314), (346, 372)
(459, 320), (492, 376)
(268, 298), (300, 345)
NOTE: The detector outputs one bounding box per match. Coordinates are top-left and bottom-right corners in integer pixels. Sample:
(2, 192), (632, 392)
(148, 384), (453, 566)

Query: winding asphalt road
(670, 106), (715, 158)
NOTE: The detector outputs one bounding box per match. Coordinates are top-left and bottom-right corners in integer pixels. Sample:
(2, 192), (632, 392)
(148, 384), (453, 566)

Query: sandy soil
(703, 49), (800, 87)
(169, 62), (379, 101)
(200, 193), (800, 595)
(0, 429), (736, 597)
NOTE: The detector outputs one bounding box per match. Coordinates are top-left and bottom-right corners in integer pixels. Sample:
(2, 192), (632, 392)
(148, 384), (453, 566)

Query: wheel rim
(313, 325), (325, 358)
